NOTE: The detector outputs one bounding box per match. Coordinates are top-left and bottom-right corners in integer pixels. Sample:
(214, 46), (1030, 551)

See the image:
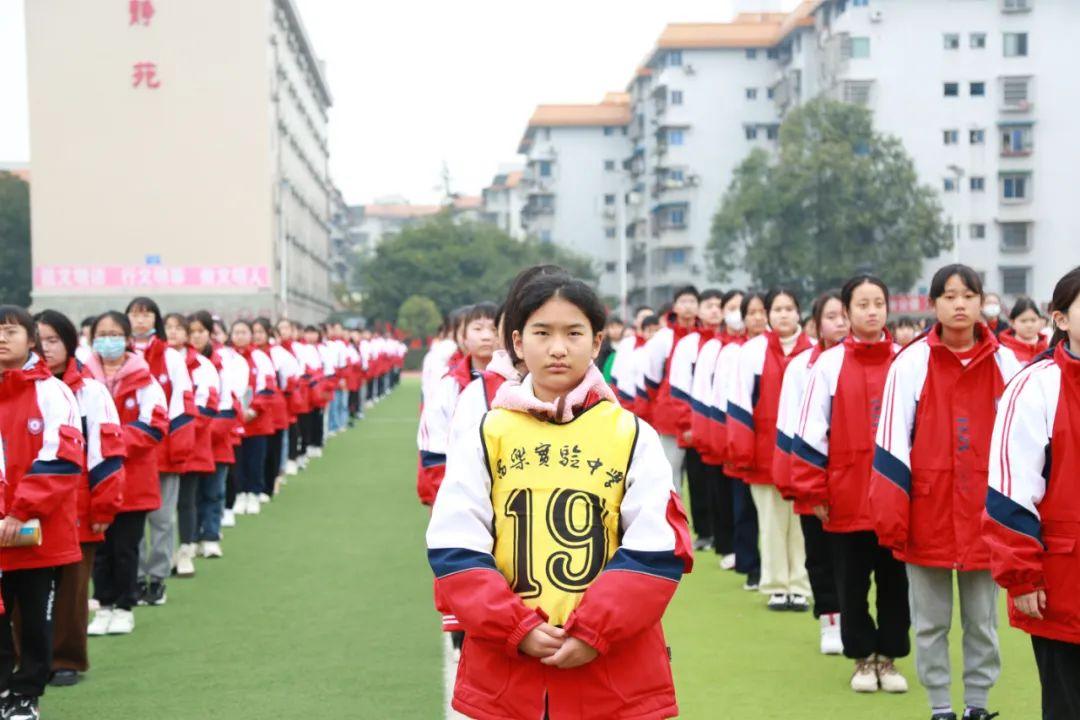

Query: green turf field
(47, 377), (1039, 719)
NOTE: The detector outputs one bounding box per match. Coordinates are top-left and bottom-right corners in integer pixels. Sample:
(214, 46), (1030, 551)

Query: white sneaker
(285, 460), (298, 476)
(87, 608), (113, 636)
(876, 656), (909, 693)
(851, 657), (879, 693)
(201, 541), (223, 559)
(308, 447), (323, 458)
(221, 509), (236, 528)
(258, 492), (271, 504)
(246, 495), (261, 515)
(297, 456), (308, 470)
(176, 544), (196, 577)
(88, 598), (100, 612)
(719, 554), (736, 571)
(106, 608), (135, 635)
(232, 494), (247, 516)
(820, 613), (843, 655)
(767, 593), (789, 611)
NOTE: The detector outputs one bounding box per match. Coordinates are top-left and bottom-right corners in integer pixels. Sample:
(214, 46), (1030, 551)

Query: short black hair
(657, 302), (673, 318)
(1009, 296), (1041, 321)
(633, 305), (652, 317)
(929, 263), (983, 301)
(464, 302), (499, 326)
(841, 275), (890, 311)
(508, 275), (607, 344)
(1049, 266), (1080, 348)
(897, 316), (918, 329)
(606, 315), (625, 326)
(92, 311), (133, 339)
(125, 296), (166, 338)
(187, 311), (216, 357)
(811, 291), (843, 333)
(672, 285), (700, 303)
(740, 292), (767, 320)
(720, 289), (744, 307)
(80, 315), (96, 330)
(34, 309), (79, 361)
(700, 289), (724, 303)
(765, 287), (801, 315)
(641, 314), (660, 330)
(303, 324), (322, 341)
(253, 317), (276, 341)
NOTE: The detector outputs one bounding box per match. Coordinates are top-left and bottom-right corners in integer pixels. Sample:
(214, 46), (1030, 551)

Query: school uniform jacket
(0, 354), (85, 571)
(641, 317), (702, 439)
(140, 338), (195, 476)
(238, 346), (278, 438)
(727, 331), (813, 485)
(610, 335), (641, 409)
(996, 329), (1048, 365)
(416, 355), (477, 505)
(427, 377), (692, 720)
(688, 337), (724, 465)
(209, 346), (242, 465)
(871, 324), (1021, 570)
(267, 343), (300, 430)
(186, 349), (221, 474)
(58, 359), (126, 544)
(790, 336), (898, 531)
(772, 345), (819, 506)
(982, 344), (1080, 644)
(707, 336), (746, 472)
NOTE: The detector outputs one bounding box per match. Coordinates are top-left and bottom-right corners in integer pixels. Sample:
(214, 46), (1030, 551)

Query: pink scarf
(492, 363), (617, 423)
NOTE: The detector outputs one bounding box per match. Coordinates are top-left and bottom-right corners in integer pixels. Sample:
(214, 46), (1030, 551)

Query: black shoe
(6, 695), (39, 720)
(931, 714), (957, 720)
(145, 580), (167, 606)
(742, 573), (760, 591)
(135, 581), (150, 607)
(49, 669), (79, 687)
(692, 537), (714, 552)
(964, 709), (999, 720)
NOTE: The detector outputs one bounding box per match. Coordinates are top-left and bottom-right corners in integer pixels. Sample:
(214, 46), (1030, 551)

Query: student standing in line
(728, 288), (813, 610)
(213, 319), (248, 529)
(34, 310), (125, 687)
(254, 318), (292, 498)
(982, 267), (1080, 720)
(229, 320), (277, 517)
(792, 277), (911, 691)
(189, 311), (232, 557)
(997, 297), (1048, 363)
(611, 307), (653, 410)
(871, 265), (1021, 720)
(981, 293), (1009, 337)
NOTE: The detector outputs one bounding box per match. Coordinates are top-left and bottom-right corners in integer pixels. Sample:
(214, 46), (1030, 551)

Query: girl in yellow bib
(427, 272), (694, 720)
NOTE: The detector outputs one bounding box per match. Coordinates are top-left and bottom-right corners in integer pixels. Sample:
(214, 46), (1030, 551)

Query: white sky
(0, 0), (799, 205)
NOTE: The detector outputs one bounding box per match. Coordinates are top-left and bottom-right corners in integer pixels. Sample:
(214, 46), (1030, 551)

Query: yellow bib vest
(482, 401), (639, 626)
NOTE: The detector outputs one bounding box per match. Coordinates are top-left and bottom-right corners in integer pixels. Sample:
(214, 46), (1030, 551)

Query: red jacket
(0, 355), (85, 571)
(238, 346), (278, 437)
(790, 336), (896, 532)
(416, 355), (476, 505)
(186, 349), (220, 474)
(997, 329), (1048, 364)
(871, 324), (1020, 570)
(640, 315), (699, 437)
(728, 331), (813, 485)
(141, 338), (196, 475)
(983, 344), (1080, 643)
(58, 359), (126, 544)
(257, 344), (290, 432)
(707, 336), (745, 471)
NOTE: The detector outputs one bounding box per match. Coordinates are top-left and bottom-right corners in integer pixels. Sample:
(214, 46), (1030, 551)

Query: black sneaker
(964, 709), (999, 720)
(7, 695), (39, 720)
(931, 714), (957, 720)
(742, 573), (760, 591)
(145, 580), (167, 607)
(135, 581), (150, 607)
(49, 669), (79, 687)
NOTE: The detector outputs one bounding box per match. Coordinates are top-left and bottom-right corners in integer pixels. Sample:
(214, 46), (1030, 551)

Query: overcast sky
(0, 0), (799, 205)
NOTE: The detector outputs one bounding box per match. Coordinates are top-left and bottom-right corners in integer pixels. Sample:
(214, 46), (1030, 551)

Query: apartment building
(481, 168), (527, 241)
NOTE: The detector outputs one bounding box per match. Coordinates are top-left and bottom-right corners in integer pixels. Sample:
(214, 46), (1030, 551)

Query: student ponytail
(1048, 266), (1080, 349)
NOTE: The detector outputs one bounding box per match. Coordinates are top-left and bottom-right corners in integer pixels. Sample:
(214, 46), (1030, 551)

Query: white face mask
(983, 304), (1001, 318)
(724, 310), (745, 332)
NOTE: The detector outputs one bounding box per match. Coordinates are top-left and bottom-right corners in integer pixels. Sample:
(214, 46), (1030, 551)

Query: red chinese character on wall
(132, 62), (161, 89)
(129, 0), (154, 26)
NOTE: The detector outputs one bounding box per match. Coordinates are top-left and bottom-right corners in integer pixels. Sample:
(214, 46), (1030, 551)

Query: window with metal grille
(1000, 266), (1030, 295)
(843, 81), (872, 105)
(1000, 223), (1031, 251)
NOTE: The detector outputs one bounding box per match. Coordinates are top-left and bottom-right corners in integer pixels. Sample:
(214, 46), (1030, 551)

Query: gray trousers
(138, 472), (180, 583)
(658, 433), (686, 492)
(907, 564), (1001, 710)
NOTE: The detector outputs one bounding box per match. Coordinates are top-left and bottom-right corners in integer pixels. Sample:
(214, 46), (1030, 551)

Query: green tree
(709, 98), (951, 298)
(359, 214), (595, 323)
(396, 294), (442, 339)
(0, 172), (32, 306)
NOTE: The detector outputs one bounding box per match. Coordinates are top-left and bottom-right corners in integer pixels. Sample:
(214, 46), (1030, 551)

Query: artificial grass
(47, 380), (444, 719)
(46, 378), (1041, 719)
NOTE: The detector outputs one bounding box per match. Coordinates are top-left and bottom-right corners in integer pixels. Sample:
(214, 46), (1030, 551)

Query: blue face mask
(93, 336), (127, 361)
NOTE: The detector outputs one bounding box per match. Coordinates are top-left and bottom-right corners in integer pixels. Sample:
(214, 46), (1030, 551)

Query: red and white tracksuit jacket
(58, 359), (126, 544)
(640, 317), (703, 440)
(871, 324), (1021, 570)
(213, 345), (248, 464)
(727, 330), (813, 485)
(610, 334), (642, 409)
(772, 345), (819, 507)
(268, 343), (301, 429)
(427, 376), (692, 720)
(186, 349), (221, 475)
(996, 328), (1048, 365)
(416, 355), (476, 505)
(0, 354), (85, 572)
(688, 336), (724, 465)
(138, 337), (195, 476)
(706, 336), (746, 473)
(790, 336), (898, 531)
(982, 343), (1080, 644)
(237, 346), (278, 438)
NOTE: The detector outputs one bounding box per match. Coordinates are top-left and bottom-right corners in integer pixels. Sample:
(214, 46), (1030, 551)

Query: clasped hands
(519, 622), (598, 669)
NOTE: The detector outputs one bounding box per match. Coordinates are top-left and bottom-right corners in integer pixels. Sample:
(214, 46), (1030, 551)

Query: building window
(1001, 125), (1034, 155)
(766, 125), (779, 140)
(943, 129), (959, 145)
(745, 125), (758, 140)
(944, 34), (960, 50)
(667, 50), (683, 66)
(746, 87), (758, 100)
(853, 0), (869, 5)
(538, 194), (554, 209)
(669, 210), (687, 228)
(604, 126), (615, 136)
(1003, 32), (1028, 57)
(539, 230), (552, 243)
(767, 48), (779, 59)
(767, 87), (775, 100)
(850, 37), (870, 58)
(970, 82), (986, 97)
(1000, 266), (1030, 295)
(970, 176), (986, 192)
(970, 33), (987, 49)
(666, 248), (687, 265)
(746, 49), (757, 59)
(970, 129), (986, 144)
(604, 159), (616, 171)
(604, 194), (616, 206)
(843, 80), (873, 105)
(1001, 174), (1030, 201)
(538, 160), (552, 177)
(667, 128), (684, 145)
(604, 261), (617, 273)
(669, 168), (685, 182)
(543, 128), (551, 140)
(1000, 223), (1031, 251)
(943, 177), (957, 192)
(1002, 0), (1032, 11)
(605, 227), (617, 239)
(671, 90), (684, 105)
(1002, 77), (1031, 108)
(970, 223), (987, 240)
(944, 82), (959, 97)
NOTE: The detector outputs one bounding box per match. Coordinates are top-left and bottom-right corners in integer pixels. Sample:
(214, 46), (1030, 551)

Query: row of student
(0, 300), (403, 720)
(598, 266), (1078, 720)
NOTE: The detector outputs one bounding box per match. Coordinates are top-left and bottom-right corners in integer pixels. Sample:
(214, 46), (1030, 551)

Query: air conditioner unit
(869, 10), (883, 22)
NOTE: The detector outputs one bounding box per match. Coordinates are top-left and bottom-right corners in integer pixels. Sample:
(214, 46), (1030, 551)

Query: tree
(0, 172), (31, 306)
(709, 98), (951, 298)
(397, 294), (442, 339)
(358, 214), (595, 323)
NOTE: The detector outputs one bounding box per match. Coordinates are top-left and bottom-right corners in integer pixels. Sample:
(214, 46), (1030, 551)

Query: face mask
(983, 304), (1001, 318)
(93, 336), (127, 361)
(724, 310), (745, 332)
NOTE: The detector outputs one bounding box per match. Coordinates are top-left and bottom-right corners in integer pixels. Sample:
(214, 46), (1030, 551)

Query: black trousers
(304, 409), (324, 449)
(683, 449), (714, 541)
(830, 530), (911, 660)
(177, 473), (202, 544)
(0, 567), (59, 698)
(289, 422), (303, 461)
(731, 478), (760, 577)
(708, 468), (736, 556)
(92, 510), (148, 610)
(800, 514), (840, 618)
(348, 389), (360, 417)
(264, 429), (284, 494)
(225, 464), (238, 509)
(1032, 635), (1080, 720)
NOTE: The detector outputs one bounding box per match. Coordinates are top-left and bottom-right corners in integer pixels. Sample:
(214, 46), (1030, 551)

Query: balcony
(522, 195), (555, 218)
(999, 76), (1033, 113)
(1001, 0), (1031, 12)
